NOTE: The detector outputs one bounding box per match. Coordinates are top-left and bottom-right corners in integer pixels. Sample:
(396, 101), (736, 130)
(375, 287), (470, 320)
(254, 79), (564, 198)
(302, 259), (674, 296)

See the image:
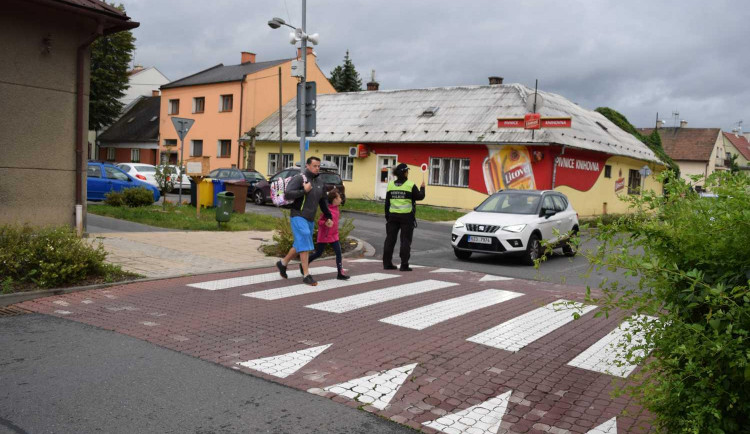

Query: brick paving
(17, 261), (654, 433)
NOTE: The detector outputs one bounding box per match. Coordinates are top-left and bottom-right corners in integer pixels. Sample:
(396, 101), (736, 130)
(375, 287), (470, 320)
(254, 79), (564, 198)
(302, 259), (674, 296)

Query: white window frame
(191, 140), (203, 157)
(168, 99), (179, 115)
(268, 153), (294, 175)
(429, 157), (470, 187)
(106, 147), (115, 161)
(217, 140), (231, 158)
(220, 94), (233, 112)
(164, 139), (177, 147)
(130, 148), (140, 162)
(193, 97), (205, 113)
(323, 154), (354, 181)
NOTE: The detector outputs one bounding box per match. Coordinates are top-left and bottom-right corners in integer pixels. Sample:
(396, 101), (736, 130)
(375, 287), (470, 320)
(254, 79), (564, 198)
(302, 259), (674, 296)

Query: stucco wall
(0, 2), (95, 227)
(677, 161), (709, 185)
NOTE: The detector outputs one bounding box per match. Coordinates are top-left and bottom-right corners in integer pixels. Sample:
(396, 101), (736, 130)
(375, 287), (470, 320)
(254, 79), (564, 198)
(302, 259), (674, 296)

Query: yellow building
(722, 131), (750, 169)
(247, 80), (665, 216)
(158, 48), (335, 174)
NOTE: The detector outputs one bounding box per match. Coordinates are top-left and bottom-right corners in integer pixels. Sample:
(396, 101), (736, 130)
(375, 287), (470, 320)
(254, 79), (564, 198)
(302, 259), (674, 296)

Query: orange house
(158, 49), (335, 174)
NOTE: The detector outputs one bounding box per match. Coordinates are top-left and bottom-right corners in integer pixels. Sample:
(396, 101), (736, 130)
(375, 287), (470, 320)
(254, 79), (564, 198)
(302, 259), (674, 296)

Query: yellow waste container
(196, 178), (214, 209)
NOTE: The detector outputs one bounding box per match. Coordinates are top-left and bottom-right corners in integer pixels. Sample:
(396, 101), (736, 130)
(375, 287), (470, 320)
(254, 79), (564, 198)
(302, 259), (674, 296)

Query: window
(130, 149), (140, 162)
(628, 169), (641, 195)
(268, 153), (294, 175)
(106, 147), (115, 161)
(429, 157), (470, 187)
(604, 165), (612, 178)
(542, 196), (556, 213)
(87, 165), (101, 178)
(323, 154), (354, 181)
(168, 99), (179, 115)
(164, 139), (177, 147)
(218, 140), (231, 158)
(551, 195), (568, 211)
(104, 166), (129, 181)
(191, 140), (203, 157)
(193, 97), (205, 113)
(220, 94), (233, 112)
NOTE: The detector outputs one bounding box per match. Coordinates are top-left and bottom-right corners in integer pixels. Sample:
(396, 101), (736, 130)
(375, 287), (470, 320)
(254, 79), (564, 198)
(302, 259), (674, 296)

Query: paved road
(0, 313), (412, 434)
(15, 262), (654, 433)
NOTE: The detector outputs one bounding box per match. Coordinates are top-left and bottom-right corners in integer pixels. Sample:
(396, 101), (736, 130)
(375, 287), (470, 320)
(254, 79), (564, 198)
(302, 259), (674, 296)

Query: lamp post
(268, 4), (319, 167)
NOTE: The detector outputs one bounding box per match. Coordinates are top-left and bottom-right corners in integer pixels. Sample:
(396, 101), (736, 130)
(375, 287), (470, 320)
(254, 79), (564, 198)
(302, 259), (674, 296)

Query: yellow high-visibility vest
(387, 180), (415, 213)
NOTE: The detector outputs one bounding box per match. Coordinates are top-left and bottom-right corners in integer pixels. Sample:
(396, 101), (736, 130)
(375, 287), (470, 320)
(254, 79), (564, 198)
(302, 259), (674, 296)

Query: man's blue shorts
(291, 216), (315, 252)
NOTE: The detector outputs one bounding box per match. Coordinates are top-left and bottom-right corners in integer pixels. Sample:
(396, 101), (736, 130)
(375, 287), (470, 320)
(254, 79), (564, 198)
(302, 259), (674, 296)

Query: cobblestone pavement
(18, 260), (654, 433)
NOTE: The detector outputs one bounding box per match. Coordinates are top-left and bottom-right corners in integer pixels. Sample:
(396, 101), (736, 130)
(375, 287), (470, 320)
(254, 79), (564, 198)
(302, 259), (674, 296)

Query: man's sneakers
(302, 274), (317, 286)
(336, 273), (350, 281)
(276, 261), (288, 278)
(399, 265), (412, 272)
(383, 263), (397, 270)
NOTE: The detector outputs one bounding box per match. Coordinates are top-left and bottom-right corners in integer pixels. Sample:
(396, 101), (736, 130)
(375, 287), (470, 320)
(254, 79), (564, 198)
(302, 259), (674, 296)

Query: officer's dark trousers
(383, 213), (415, 267)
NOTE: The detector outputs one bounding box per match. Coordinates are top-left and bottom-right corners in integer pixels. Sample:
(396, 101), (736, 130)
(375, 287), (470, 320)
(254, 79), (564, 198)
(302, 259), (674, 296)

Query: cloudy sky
(121, 0), (749, 132)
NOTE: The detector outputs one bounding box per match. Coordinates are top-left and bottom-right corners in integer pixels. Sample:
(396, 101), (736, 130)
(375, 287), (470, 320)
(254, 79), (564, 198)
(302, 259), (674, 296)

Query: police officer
(383, 163), (425, 271)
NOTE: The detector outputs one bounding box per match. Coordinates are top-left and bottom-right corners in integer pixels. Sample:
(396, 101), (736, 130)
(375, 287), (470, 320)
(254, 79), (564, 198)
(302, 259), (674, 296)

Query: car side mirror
(543, 208), (556, 218)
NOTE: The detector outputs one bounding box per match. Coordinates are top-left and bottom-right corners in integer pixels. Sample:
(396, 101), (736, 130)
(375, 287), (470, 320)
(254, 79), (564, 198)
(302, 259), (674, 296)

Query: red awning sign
(524, 113), (541, 130)
(497, 116), (572, 129)
(540, 117), (572, 128)
(497, 118), (524, 128)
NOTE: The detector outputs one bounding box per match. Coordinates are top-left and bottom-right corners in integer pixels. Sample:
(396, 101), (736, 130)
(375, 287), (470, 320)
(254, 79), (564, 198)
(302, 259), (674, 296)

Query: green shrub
(584, 170), (750, 432)
(104, 190), (125, 206)
(0, 225), (112, 289)
(264, 209), (355, 257)
(123, 187), (154, 207)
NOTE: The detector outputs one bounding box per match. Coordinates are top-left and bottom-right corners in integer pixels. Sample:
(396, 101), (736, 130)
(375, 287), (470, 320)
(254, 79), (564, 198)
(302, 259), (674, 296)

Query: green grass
(88, 203), (280, 231)
(343, 198), (466, 222)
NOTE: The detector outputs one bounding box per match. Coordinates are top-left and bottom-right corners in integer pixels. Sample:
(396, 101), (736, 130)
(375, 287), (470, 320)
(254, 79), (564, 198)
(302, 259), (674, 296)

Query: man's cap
(393, 163), (409, 176)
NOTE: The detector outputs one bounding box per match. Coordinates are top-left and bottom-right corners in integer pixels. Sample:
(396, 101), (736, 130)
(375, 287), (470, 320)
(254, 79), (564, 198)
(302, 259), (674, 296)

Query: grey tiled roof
(161, 59), (292, 89)
(250, 84), (662, 164)
(98, 96), (160, 143)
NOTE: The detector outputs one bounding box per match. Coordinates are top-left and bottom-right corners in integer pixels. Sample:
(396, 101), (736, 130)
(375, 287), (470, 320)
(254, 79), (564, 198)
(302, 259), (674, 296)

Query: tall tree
(329, 50), (362, 92)
(89, 3), (136, 131)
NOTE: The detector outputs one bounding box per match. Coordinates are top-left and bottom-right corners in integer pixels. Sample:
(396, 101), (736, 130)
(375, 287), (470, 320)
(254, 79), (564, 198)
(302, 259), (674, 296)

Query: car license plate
(468, 236), (492, 244)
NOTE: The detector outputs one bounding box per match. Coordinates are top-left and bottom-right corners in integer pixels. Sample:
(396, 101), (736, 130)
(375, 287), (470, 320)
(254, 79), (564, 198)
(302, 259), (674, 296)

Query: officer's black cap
(393, 163), (409, 176)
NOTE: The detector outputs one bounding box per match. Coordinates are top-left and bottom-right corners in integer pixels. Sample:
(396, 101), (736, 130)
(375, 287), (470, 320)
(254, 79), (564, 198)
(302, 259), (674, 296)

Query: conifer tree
(329, 50), (362, 92)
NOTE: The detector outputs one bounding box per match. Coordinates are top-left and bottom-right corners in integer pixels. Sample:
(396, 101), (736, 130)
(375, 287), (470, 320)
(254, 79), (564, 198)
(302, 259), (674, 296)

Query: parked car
(207, 168), (265, 200)
(87, 161), (160, 202)
(451, 190), (579, 265)
(241, 170), (266, 196)
(117, 163), (159, 189)
(162, 164), (191, 192)
(251, 161), (345, 206)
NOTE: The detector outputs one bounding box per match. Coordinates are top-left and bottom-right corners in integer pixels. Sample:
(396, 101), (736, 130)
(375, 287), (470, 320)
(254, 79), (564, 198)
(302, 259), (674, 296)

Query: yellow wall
(255, 142), (663, 216)
(159, 53), (335, 171)
(722, 135), (749, 166)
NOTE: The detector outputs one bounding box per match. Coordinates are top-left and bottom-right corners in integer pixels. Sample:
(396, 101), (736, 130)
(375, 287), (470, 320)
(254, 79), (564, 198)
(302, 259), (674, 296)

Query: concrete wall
(159, 53), (335, 173)
(0, 1), (96, 227)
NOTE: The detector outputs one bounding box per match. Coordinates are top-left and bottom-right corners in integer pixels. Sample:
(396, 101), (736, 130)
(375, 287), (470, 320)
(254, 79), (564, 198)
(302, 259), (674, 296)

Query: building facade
(1, 0), (137, 229)
(250, 83), (664, 216)
(640, 127), (726, 187)
(722, 131), (750, 169)
(97, 95), (160, 165)
(158, 49), (335, 175)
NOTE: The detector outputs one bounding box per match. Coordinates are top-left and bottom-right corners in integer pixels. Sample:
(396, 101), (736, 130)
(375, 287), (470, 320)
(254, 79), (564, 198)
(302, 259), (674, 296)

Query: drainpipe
(551, 145), (566, 189)
(75, 21), (104, 235)
(237, 74), (247, 168)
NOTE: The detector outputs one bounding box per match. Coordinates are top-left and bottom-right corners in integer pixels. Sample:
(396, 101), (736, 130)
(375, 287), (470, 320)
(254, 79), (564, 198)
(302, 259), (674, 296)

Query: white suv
(451, 190), (579, 265)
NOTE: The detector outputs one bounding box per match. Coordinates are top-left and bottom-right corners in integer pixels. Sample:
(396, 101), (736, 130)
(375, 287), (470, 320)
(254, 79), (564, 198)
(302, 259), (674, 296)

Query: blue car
(86, 161), (160, 202)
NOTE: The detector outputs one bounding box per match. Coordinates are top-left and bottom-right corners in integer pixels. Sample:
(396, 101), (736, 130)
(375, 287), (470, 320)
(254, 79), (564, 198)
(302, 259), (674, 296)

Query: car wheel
(454, 248), (472, 260)
(562, 229), (578, 257)
(522, 233), (542, 266)
(253, 190), (265, 205)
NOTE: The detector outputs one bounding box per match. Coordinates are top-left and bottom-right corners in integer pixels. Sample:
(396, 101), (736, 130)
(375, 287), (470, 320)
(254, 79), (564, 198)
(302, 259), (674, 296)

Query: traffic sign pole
(170, 117), (195, 207)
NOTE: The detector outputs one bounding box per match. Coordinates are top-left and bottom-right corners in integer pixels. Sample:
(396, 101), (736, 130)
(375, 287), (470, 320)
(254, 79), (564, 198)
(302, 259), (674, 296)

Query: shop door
(376, 155), (398, 199)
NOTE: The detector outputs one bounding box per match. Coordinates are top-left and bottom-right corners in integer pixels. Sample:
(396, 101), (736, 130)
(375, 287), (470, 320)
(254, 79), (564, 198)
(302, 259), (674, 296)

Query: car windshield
(136, 166), (156, 173)
(476, 192), (540, 214)
(318, 173), (342, 184)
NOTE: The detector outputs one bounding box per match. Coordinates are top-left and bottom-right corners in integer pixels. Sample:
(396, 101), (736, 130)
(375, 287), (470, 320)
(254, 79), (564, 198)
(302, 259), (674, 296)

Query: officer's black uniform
(383, 164), (426, 271)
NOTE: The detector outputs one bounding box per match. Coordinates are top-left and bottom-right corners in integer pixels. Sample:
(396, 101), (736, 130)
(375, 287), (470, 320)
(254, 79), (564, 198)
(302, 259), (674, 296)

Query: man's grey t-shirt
(285, 169), (331, 222)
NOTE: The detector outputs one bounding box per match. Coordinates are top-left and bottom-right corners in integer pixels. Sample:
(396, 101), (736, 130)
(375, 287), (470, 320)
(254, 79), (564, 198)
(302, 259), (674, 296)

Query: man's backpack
(270, 173), (307, 208)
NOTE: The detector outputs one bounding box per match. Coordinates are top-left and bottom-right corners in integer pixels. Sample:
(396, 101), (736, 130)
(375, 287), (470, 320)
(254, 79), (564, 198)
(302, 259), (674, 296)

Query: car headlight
(453, 220), (465, 229)
(502, 224), (526, 233)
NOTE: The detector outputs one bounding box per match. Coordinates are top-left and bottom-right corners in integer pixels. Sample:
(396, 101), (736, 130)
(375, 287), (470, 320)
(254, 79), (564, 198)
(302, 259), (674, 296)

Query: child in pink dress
(304, 190), (350, 280)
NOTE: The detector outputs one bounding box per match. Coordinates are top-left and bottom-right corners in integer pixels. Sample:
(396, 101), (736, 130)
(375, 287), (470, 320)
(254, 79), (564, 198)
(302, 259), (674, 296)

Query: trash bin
(196, 178), (214, 209)
(189, 178), (197, 206)
(223, 180), (250, 214)
(212, 179), (226, 207)
(215, 191), (234, 224)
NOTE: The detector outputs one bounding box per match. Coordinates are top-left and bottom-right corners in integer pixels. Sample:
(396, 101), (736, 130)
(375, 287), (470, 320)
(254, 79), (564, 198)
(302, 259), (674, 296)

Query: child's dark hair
(327, 189), (340, 202)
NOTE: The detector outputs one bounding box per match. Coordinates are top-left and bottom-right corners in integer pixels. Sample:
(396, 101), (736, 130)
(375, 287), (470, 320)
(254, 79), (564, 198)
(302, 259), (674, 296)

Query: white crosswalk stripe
(187, 266), (338, 290)
(467, 300), (597, 352)
(305, 280), (458, 313)
(323, 363), (418, 410)
(586, 417), (618, 433)
(242, 273), (399, 301)
(237, 344), (331, 378)
(423, 390), (511, 434)
(567, 315), (655, 378)
(380, 289), (523, 330)
(479, 274), (514, 282)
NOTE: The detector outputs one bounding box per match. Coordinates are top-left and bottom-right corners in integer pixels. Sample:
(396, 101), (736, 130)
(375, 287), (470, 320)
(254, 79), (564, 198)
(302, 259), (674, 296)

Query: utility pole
(299, 0), (307, 166)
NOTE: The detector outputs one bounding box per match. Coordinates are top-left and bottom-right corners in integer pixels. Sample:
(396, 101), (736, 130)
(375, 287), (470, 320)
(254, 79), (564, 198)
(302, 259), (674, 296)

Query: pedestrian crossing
(192, 266), (649, 381)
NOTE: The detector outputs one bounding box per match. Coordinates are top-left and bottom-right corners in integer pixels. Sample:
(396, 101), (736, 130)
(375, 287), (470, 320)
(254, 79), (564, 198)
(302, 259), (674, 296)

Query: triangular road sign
(324, 363), (417, 410)
(237, 344), (331, 378)
(171, 117), (195, 141)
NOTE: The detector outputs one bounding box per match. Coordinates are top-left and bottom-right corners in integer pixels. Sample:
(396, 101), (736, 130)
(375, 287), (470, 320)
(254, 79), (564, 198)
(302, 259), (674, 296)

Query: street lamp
(268, 4), (319, 167)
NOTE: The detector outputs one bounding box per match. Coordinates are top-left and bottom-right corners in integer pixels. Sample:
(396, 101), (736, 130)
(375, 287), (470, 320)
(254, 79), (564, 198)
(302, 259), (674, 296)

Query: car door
(538, 195), (563, 243)
(551, 195), (574, 236)
(86, 165), (107, 200)
(104, 166), (133, 193)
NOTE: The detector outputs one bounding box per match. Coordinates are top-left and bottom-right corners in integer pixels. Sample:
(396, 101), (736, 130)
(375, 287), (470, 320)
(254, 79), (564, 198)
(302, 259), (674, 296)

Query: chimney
(680, 120), (688, 128)
(241, 52), (256, 64)
(296, 47), (314, 59)
(366, 69), (379, 91)
(488, 76), (504, 85)
(151, 90), (159, 97)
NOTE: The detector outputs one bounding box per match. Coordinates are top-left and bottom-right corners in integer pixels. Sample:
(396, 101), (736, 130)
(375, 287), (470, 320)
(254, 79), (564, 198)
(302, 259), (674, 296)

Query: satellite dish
(525, 93), (545, 113)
